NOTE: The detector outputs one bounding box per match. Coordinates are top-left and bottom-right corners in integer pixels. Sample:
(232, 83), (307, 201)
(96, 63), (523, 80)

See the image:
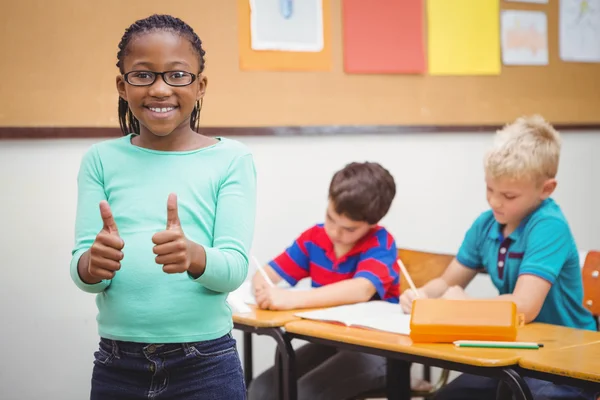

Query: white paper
(295, 301), (411, 335)
(501, 10), (548, 65)
(560, 0), (600, 62)
(249, 0), (324, 52)
(228, 281), (257, 306)
(227, 280), (311, 310)
(506, 0), (548, 3)
(226, 292), (253, 314)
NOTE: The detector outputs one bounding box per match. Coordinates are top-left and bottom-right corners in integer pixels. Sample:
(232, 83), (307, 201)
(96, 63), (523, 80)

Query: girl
(70, 14), (256, 399)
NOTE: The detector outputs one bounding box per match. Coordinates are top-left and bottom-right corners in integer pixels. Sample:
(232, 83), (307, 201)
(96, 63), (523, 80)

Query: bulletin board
(0, 0), (599, 140)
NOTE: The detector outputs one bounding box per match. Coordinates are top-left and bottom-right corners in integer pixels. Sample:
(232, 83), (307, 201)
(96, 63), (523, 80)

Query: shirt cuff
(189, 246), (247, 293)
(70, 249), (111, 293)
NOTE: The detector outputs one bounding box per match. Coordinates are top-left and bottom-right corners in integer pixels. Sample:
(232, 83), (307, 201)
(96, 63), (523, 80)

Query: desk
(519, 341), (600, 393)
(284, 322), (599, 400)
(232, 306), (312, 400)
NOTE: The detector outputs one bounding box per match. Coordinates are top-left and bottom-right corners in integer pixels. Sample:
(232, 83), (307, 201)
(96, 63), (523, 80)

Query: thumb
(99, 200), (119, 235)
(166, 193), (180, 229)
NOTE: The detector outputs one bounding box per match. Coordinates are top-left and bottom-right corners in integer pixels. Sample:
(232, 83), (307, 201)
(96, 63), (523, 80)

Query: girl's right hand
(88, 201), (124, 280)
(400, 288), (427, 314)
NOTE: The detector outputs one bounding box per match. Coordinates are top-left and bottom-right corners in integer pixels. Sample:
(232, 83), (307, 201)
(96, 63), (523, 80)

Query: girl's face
(116, 31), (207, 138)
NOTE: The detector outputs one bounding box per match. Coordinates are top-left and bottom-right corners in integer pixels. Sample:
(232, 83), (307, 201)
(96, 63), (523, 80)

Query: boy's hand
(255, 286), (299, 310)
(152, 193), (192, 274)
(442, 285), (468, 300)
(399, 288), (427, 314)
(251, 273), (271, 295)
(88, 201), (125, 280)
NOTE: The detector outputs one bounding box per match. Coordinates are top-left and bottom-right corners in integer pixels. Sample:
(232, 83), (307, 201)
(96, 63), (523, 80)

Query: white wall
(1, 131), (598, 399)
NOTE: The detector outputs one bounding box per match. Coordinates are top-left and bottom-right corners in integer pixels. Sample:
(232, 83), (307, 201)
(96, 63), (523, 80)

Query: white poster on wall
(560, 0), (600, 62)
(250, 0), (324, 52)
(501, 10), (548, 65)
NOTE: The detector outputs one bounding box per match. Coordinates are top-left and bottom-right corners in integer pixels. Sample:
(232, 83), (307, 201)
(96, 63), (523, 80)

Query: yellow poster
(427, 0), (501, 75)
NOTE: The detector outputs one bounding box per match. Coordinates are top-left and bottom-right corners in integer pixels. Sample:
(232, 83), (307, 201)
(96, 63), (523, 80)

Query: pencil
(397, 259), (420, 298)
(252, 255), (275, 287)
(454, 340), (543, 349)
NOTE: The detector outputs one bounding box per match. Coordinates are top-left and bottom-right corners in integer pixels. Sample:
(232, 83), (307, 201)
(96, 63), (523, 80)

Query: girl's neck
(134, 127), (216, 151)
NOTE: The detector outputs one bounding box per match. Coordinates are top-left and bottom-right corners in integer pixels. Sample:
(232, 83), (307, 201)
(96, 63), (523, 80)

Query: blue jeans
(433, 373), (597, 400)
(90, 332), (246, 399)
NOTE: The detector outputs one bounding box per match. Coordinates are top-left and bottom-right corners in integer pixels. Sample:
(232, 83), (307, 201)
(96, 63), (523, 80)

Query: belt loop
(182, 342), (194, 356)
(111, 340), (121, 358)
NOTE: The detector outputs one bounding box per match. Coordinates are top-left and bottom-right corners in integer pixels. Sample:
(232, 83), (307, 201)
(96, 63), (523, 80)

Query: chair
(582, 251), (600, 330)
(353, 248), (454, 400)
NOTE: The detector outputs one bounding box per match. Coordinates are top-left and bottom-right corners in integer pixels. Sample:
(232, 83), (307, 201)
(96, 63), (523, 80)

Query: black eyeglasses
(123, 70), (198, 87)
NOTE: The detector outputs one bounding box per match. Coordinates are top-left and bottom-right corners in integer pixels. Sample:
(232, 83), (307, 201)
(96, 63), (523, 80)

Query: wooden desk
(233, 305), (303, 328)
(285, 321), (598, 366)
(284, 321), (600, 400)
(232, 305), (319, 400)
(519, 341), (600, 392)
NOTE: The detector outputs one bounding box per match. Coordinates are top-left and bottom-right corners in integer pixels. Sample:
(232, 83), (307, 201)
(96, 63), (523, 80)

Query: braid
(116, 15), (207, 135)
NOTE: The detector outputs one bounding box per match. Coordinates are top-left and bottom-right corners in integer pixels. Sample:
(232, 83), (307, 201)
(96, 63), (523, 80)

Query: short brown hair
(329, 162), (396, 224)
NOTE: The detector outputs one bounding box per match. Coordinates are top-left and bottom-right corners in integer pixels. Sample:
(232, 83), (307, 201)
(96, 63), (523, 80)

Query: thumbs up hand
(88, 201), (125, 280)
(152, 193), (192, 274)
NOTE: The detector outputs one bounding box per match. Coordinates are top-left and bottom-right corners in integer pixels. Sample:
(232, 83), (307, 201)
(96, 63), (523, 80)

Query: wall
(1, 130), (598, 399)
(2, 0), (600, 128)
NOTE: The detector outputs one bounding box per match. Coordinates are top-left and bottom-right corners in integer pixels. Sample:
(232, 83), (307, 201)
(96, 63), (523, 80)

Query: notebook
(294, 301), (411, 335)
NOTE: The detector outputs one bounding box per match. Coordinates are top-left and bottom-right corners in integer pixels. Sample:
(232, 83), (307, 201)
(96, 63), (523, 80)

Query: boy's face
(324, 201), (374, 248)
(485, 174), (556, 229)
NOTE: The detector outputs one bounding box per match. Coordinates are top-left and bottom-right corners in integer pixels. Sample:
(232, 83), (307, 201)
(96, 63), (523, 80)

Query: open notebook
(294, 301), (411, 335)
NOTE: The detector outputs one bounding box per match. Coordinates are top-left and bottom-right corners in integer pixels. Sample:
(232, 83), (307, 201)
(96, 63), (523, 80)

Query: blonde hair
(484, 115), (561, 183)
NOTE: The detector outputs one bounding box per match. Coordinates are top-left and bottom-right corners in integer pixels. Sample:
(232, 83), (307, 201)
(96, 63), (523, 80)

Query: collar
(486, 199), (551, 242)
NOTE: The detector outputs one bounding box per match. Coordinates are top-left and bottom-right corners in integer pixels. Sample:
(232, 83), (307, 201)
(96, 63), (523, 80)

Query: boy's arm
(256, 232), (397, 310)
(252, 227), (314, 295)
(437, 218), (569, 323)
(493, 275), (552, 323)
(256, 278), (375, 310)
(401, 215), (484, 313)
(251, 265), (284, 291)
(491, 218), (572, 323)
(420, 258), (479, 298)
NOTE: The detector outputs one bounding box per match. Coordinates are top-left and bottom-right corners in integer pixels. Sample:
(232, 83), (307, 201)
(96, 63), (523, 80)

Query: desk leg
(243, 332), (253, 388)
(386, 358), (411, 400)
(272, 328), (297, 400)
(498, 368), (533, 400)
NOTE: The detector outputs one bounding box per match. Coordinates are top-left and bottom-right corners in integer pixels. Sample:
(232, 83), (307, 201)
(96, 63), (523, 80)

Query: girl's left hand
(152, 194), (192, 273)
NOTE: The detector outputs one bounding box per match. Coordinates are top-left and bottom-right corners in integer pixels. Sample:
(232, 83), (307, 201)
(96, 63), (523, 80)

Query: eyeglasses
(123, 70), (198, 87)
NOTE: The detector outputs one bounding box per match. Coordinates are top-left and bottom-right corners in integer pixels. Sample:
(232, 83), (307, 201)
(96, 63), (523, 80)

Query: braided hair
(116, 14), (206, 135)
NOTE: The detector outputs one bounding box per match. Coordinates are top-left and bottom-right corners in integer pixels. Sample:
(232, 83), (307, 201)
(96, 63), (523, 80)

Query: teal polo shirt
(457, 198), (596, 330)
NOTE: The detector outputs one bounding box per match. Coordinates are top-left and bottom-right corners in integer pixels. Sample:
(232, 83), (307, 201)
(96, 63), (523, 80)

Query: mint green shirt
(70, 135), (256, 343)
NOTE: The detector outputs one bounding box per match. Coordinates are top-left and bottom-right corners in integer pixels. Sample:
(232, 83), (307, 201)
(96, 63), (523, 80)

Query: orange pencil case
(409, 299), (522, 343)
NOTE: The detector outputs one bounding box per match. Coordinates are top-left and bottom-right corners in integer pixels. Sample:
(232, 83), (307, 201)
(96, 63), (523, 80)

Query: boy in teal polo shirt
(400, 115), (596, 400)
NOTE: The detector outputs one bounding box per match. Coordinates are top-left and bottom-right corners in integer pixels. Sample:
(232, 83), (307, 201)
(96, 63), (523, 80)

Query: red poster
(342, 0), (426, 74)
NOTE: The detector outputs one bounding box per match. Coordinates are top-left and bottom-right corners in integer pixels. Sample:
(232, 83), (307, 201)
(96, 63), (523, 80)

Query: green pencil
(453, 340), (543, 349)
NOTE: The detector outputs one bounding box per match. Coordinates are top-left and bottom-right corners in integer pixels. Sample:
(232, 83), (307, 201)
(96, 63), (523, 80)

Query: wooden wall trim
(1, 125), (599, 140)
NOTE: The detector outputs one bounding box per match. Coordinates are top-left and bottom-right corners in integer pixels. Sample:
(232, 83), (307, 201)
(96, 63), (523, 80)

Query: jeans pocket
(93, 344), (114, 366)
(190, 334), (237, 359)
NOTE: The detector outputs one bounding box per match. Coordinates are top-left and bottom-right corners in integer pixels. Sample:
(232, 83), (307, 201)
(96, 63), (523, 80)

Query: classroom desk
(283, 321), (600, 400)
(518, 341), (600, 393)
(232, 305), (313, 400)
